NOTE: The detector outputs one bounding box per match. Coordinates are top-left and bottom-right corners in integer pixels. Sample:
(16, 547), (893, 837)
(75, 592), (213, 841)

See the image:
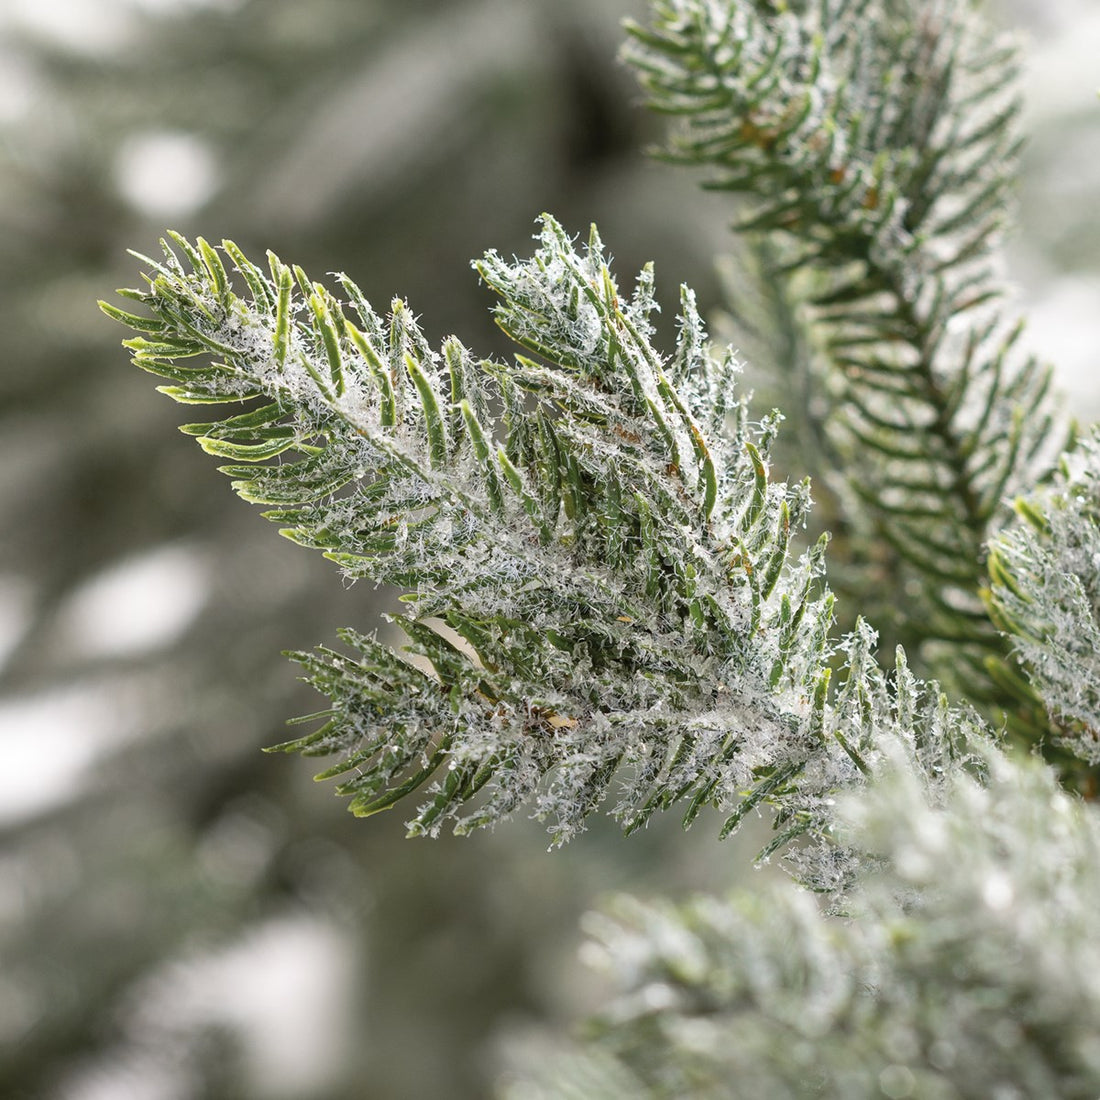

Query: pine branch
(987, 430), (1100, 774)
(510, 740), (1100, 1098)
(104, 218), (981, 875)
(621, 0), (1070, 688)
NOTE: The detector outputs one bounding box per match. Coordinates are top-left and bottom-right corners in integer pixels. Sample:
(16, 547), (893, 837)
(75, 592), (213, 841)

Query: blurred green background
(0, 0), (1096, 1096)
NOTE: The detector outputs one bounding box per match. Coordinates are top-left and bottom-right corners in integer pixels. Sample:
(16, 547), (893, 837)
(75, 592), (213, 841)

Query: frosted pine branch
(104, 217), (981, 878)
(94, 1), (1100, 1095)
(508, 741), (1100, 1099)
(622, 0), (1069, 696)
(987, 430), (1100, 765)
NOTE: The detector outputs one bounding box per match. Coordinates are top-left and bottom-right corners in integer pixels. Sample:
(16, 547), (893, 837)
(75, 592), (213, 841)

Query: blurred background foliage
(0, 0), (1096, 1097)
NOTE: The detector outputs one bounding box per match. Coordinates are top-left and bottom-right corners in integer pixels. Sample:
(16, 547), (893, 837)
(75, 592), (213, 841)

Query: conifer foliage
(507, 743), (1100, 1099)
(987, 431), (1100, 765)
(623, 0), (1068, 698)
(103, 0), (1100, 1093)
(105, 218), (978, 880)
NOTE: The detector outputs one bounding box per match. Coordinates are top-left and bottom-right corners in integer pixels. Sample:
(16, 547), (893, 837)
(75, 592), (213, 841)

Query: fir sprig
(93, 0), (1100, 1094)
(104, 217), (977, 874)
(987, 430), (1100, 769)
(510, 741), (1100, 1099)
(622, 0), (1069, 697)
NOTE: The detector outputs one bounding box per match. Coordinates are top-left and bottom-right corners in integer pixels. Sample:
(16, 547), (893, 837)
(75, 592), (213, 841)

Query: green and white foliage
(622, 0), (1068, 681)
(510, 742), (1100, 1099)
(987, 430), (1100, 766)
(104, 217), (981, 877)
(99, 0), (1100, 1093)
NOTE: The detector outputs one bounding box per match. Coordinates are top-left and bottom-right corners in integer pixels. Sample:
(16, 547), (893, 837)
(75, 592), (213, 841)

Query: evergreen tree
(69, 0), (1100, 1094)
(3, 3), (691, 1097)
